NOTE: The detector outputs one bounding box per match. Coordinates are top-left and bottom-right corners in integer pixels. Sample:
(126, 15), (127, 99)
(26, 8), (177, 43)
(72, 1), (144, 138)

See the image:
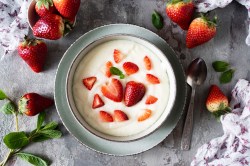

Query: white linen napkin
(191, 79), (250, 166)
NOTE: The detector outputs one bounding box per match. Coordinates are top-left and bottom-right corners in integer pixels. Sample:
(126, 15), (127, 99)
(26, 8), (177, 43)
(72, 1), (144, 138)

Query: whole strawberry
(124, 81), (146, 107)
(53, 0), (80, 19)
(186, 15), (217, 48)
(18, 36), (47, 73)
(33, 14), (65, 40)
(18, 93), (54, 116)
(35, 0), (56, 17)
(166, 0), (195, 30)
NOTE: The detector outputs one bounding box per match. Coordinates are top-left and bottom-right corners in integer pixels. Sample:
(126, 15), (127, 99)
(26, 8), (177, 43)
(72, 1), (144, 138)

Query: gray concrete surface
(1, 0), (250, 165)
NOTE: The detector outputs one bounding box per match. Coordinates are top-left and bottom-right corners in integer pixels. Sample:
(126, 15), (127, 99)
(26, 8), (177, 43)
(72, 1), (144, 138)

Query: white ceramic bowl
(66, 34), (177, 142)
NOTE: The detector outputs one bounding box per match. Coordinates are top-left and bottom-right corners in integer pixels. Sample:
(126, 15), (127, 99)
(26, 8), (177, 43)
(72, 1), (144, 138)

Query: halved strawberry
(146, 74), (160, 84)
(92, 94), (104, 109)
(123, 62), (139, 75)
(105, 61), (113, 77)
(113, 49), (124, 63)
(114, 110), (129, 122)
(82, 77), (97, 90)
(144, 56), (152, 70)
(101, 78), (123, 102)
(124, 81), (146, 107)
(145, 95), (158, 105)
(99, 111), (113, 122)
(138, 109), (152, 122)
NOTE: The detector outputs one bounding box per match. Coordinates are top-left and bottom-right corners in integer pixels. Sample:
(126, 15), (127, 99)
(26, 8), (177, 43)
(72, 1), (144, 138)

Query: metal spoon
(181, 58), (207, 150)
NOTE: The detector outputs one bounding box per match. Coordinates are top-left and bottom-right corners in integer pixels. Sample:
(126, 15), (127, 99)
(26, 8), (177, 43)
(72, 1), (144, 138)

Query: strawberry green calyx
(200, 14), (217, 27)
(168, 0), (192, 5)
(36, 0), (54, 10)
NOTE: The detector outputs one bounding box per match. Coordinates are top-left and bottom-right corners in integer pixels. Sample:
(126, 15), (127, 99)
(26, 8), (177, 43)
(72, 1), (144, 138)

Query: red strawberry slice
(138, 109), (152, 122)
(113, 49), (124, 63)
(144, 56), (152, 70)
(105, 61), (113, 77)
(82, 77), (96, 90)
(99, 111), (113, 122)
(92, 94), (104, 109)
(124, 81), (146, 107)
(146, 74), (160, 84)
(123, 62), (139, 75)
(114, 110), (129, 122)
(101, 78), (123, 102)
(145, 95), (158, 105)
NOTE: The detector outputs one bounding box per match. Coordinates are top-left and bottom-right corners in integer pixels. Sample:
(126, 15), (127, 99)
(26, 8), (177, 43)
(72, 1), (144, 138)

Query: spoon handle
(181, 87), (196, 150)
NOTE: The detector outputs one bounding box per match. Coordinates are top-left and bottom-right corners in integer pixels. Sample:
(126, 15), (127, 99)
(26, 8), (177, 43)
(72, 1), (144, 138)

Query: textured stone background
(1, 0), (250, 165)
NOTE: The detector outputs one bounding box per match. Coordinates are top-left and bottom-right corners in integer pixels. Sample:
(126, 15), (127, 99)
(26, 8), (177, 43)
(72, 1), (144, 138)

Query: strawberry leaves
(0, 90), (7, 100)
(152, 11), (164, 30)
(212, 61), (229, 72)
(220, 69), (235, 84)
(3, 132), (29, 149)
(212, 61), (235, 84)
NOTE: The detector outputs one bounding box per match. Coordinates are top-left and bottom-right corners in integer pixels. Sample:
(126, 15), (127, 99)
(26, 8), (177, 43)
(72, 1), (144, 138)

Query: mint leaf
(37, 130), (62, 139)
(0, 89), (7, 100)
(42, 122), (58, 130)
(0, 101), (16, 114)
(220, 69), (235, 84)
(16, 152), (48, 166)
(3, 132), (29, 149)
(37, 112), (46, 130)
(152, 11), (164, 30)
(110, 67), (125, 79)
(32, 135), (51, 142)
(212, 61), (229, 72)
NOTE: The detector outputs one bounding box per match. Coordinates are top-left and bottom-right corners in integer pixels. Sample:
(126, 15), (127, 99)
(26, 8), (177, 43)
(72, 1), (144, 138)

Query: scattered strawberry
(186, 15), (217, 48)
(92, 94), (104, 109)
(114, 110), (129, 122)
(105, 61), (113, 77)
(33, 14), (65, 40)
(18, 36), (47, 73)
(18, 93), (54, 116)
(146, 74), (160, 84)
(53, 0), (80, 19)
(145, 95), (158, 105)
(166, 0), (195, 30)
(123, 62), (139, 75)
(138, 109), (152, 122)
(101, 78), (123, 102)
(35, 0), (56, 17)
(82, 76), (96, 90)
(113, 49), (124, 63)
(144, 56), (152, 70)
(124, 81), (146, 107)
(99, 111), (113, 122)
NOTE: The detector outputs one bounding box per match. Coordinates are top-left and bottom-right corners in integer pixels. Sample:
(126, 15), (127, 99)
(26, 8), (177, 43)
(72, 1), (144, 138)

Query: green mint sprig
(212, 61), (235, 84)
(110, 67), (125, 79)
(152, 11), (164, 30)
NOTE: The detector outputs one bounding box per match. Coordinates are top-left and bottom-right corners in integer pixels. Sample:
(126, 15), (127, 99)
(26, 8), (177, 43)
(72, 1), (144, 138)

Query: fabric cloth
(195, 0), (250, 46)
(191, 79), (250, 166)
(0, 0), (30, 58)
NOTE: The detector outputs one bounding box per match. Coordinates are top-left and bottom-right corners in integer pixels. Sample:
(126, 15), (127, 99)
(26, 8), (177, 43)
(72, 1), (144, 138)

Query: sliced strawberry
(123, 62), (139, 75)
(146, 74), (160, 84)
(92, 94), (104, 109)
(145, 95), (158, 105)
(138, 109), (152, 122)
(113, 49), (124, 63)
(105, 61), (113, 77)
(114, 110), (129, 122)
(101, 78), (123, 102)
(124, 81), (146, 107)
(144, 56), (152, 70)
(82, 77), (97, 90)
(99, 111), (113, 122)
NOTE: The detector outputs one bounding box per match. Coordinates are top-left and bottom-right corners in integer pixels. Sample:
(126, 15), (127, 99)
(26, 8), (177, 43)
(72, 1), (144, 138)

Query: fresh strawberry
(166, 0), (195, 30)
(146, 74), (160, 84)
(18, 93), (54, 116)
(123, 62), (139, 75)
(138, 109), (152, 122)
(99, 111), (113, 122)
(186, 15), (217, 48)
(33, 14), (65, 40)
(101, 78), (123, 102)
(35, 0), (56, 17)
(82, 76), (96, 90)
(92, 94), (104, 109)
(114, 110), (129, 122)
(206, 85), (230, 114)
(52, 0), (80, 19)
(144, 56), (152, 70)
(18, 36), (47, 73)
(105, 61), (113, 77)
(124, 81), (146, 107)
(113, 49), (124, 63)
(145, 95), (158, 105)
